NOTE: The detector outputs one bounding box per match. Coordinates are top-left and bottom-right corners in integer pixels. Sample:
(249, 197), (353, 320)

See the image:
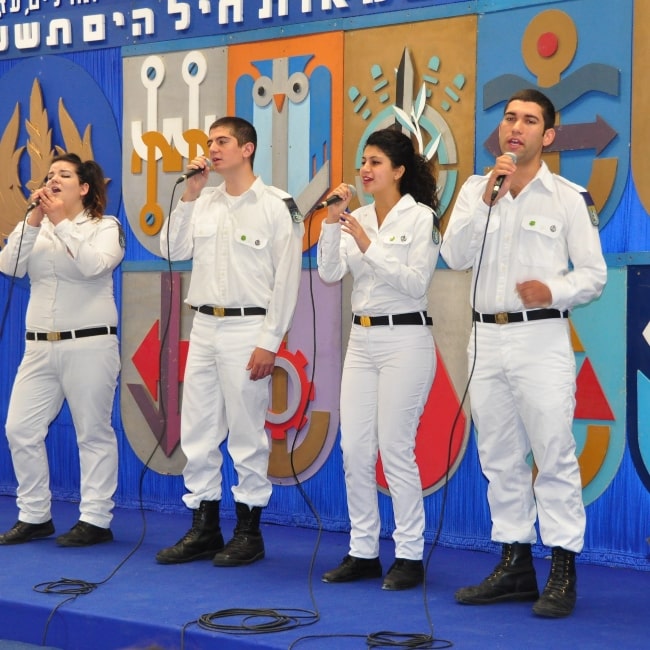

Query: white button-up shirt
(317, 193), (439, 315)
(0, 212), (124, 330)
(440, 162), (606, 313)
(160, 176), (304, 353)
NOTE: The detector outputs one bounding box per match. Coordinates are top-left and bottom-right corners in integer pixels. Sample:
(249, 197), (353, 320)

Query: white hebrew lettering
(218, 0), (243, 25)
(132, 8), (155, 37)
(168, 0), (191, 31)
(15, 22), (40, 50)
(259, 0), (289, 19)
(0, 25), (8, 52)
(83, 14), (106, 43)
(45, 18), (71, 46)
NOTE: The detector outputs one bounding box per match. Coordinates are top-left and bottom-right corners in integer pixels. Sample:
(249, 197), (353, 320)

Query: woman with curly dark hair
(0, 153), (124, 547)
(318, 127), (440, 591)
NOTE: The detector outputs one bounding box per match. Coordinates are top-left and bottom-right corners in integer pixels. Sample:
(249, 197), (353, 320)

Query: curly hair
(364, 127), (439, 214)
(50, 153), (107, 221)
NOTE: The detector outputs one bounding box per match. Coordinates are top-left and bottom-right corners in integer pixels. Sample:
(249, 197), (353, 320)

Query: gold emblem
(0, 79), (100, 246)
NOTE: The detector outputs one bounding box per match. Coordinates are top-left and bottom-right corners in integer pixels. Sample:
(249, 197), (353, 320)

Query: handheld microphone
(315, 184), (357, 210)
(176, 158), (210, 184)
(490, 152), (517, 201)
(27, 197), (41, 211)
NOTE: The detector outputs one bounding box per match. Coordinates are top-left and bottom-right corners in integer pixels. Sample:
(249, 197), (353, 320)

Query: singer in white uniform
(318, 128), (440, 591)
(441, 89), (607, 617)
(0, 153), (123, 547)
(156, 117), (303, 568)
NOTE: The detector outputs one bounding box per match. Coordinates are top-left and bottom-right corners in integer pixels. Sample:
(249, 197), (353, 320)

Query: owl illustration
(235, 54), (331, 214)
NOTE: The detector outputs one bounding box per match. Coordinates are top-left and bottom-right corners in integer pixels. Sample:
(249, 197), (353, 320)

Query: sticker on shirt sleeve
(581, 191), (600, 227)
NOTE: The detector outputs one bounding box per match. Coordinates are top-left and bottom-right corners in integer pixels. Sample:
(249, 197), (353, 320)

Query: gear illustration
(266, 341), (314, 441)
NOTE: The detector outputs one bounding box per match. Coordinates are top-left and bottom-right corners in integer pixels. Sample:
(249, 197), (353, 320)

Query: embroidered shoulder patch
(282, 197), (305, 223)
(581, 191), (599, 227)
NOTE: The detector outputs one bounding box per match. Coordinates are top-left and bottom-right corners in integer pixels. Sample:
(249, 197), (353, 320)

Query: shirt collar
(216, 176), (264, 201)
(532, 160), (554, 193)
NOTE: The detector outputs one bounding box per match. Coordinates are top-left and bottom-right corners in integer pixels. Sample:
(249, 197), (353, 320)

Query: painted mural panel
(0, 56), (121, 244)
(476, 1), (631, 230)
(119, 36), (344, 482)
(122, 48), (228, 257)
(343, 16), (478, 491)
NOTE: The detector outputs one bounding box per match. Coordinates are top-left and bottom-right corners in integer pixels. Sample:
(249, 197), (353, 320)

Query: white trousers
(340, 324), (435, 560)
(468, 319), (585, 552)
(5, 336), (120, 528)
(180, 313), (272, 509)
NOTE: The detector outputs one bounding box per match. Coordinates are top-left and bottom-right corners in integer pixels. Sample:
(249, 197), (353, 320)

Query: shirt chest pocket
(381, 232), (412, 261)
(517, 216), (563, 266)
(234, 228), (269, 254)
(192, 221), (219, 265)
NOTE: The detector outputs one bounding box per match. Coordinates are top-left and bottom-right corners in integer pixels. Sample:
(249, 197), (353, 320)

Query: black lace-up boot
(455, 542), (539, 604)
(156, 500), (224, 564)
(322, 555), (383, 583)
(532, 547), (577, 617)
(382, 559), (424, 590)
(212, 502), (265, 567)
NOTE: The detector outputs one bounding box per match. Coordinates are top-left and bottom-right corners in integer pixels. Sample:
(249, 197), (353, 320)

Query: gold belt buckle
(359, 315), (372, 327)
(495, 312), (508, 325)
(46, 332), (62, 341)
(212, 306), (225, 317)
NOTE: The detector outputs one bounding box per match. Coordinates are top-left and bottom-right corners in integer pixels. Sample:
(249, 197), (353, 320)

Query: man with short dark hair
(157, 116), (303, 567)
(441, 89), (607, 617)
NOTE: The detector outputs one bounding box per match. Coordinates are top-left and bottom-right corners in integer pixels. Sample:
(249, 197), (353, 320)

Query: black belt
(472, 309), (568, 325)
(190, 305), (267, 317)
(353, 311), (432, 327)
(26, 326), (117, 342)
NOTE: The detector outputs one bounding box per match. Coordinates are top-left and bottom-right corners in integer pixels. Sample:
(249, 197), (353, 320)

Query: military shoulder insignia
(282, 196), (305, 223)
(580, 191), (599, 227)
(105, 216), (126, 249)
(266, 186), (304, 223)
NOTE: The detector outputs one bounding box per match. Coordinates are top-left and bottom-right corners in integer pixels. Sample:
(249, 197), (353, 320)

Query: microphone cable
(0, 209), (32, 341)
(178, 194), (324, 649)
(286, 200), (457, 650)
(33, 189), (183, 647)
(287, 191), (497, 650)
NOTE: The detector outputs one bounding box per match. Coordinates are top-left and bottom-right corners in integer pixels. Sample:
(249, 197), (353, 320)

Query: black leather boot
(382, 559), (424, 590)
(455, 542), (539, 604)
(532, 547), (577, 617)
(156, 500), (224, 564)
(212, 502), (265, 567)
(322, 555), (383, 583)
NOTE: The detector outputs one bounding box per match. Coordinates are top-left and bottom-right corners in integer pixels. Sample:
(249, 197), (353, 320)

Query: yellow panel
(343, 16), (477, 233)
(578, 424), (610, 487)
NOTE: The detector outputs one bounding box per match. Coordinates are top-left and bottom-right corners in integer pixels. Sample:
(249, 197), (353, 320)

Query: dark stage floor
(0, 495), (647, 650)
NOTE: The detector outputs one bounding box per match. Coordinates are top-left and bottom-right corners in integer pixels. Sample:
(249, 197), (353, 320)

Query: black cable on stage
(289, 191), (497, 650)
(33, 189), (182, 647)
(286, 201), (459, 650)
(0, 203), (152, 645)
(178, 199), (322, 649)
